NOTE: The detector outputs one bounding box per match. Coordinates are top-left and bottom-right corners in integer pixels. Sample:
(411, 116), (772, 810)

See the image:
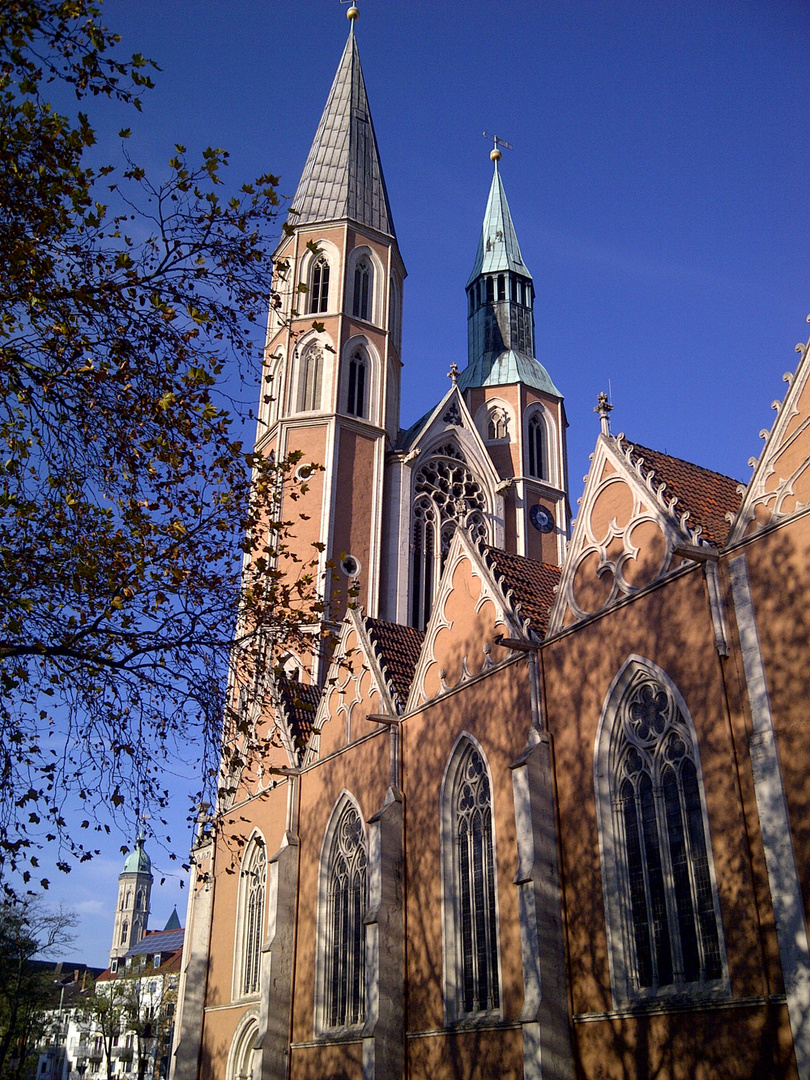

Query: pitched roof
(622, 440), (742, 548)
(126, 928), (184, 957)
(467, 163), (531, 283)
(289, 30), (395, 237)
(485, 548), (561, 638)
(364, 618), (425, 710)
(276, 676), (321, 746)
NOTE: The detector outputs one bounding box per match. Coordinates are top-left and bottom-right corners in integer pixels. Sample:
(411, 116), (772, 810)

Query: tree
(0, 2), (324, 884)
(0, 897), (76, 1079)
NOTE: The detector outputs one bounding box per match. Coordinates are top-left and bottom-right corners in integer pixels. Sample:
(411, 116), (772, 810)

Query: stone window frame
(313, 791), (368, 1038)
(232, 831), (267, 1002)
(594, 655), (729, 1008)
(524, 405), (552, 482)
(440, 732), (503, 1026)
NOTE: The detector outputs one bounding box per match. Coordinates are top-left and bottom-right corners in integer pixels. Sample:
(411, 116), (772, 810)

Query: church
(169, 9), (810, 1080)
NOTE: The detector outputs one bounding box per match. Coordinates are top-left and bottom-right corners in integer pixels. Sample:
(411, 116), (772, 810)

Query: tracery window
(410, 444), (488, 630)
(297, 343), (322, 412)
(597, 662), (725, 1003)
(237, 838), (266, 998)
(353, 259), (371, 321)
(486, 408), (507, 441)
(527, 413), (544, 479)
(442, 739), (500, 1019)
(346, 350), (367, 418)
(324, 801), (367, 1029)
(309, 256), (330, 314)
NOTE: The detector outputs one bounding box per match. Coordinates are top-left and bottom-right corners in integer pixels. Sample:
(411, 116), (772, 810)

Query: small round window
(340, 554), (361, 578)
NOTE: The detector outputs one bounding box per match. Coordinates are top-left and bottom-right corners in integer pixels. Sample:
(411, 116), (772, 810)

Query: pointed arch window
(353, 259), (371, 321)
(410, 445), (488, 630)
(236, 838), (266, 999)
(120, 922), (128, 945)
(442, 738), (501, 1020)
(346, 350), (367, 418)
(527, 413), (544, 479)
(486, 407), (507, 441)
(309, 256), (330, 314)
(319, 800), (367, 1031)
(297, 343), (322, 413)
(596, 662), (726, 1003)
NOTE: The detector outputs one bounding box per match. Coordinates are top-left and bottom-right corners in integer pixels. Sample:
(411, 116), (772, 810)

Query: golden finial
(483, 132), (513, 165)
(344, 1), (360, 23)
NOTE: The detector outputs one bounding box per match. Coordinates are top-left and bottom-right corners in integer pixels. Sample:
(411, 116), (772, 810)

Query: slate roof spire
(289, 28), (395, 238)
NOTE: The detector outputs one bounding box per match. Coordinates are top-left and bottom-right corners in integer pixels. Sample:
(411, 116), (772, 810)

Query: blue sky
(38, 0), (810, 965)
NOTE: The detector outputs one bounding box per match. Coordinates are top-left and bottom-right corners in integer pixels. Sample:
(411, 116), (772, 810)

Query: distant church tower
(110, 834), (153, 966)
(258, 9), (405, 673)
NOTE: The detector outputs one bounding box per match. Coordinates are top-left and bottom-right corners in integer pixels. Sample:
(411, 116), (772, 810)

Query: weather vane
(483, 132), (513, 163)
(340, 0), (360, 26)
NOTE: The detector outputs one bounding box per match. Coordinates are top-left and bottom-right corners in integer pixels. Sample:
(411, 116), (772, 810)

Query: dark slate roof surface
(623, 441), (742, 548)
(289, 31), (394, 236)
(365, 618), (425, 710)
(276, 677), (321, 746)
(485, 548), (561, 638)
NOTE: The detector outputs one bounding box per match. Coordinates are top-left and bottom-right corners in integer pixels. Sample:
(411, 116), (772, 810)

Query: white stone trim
(231, 830), (267, 1003)
(225, 1008), (261, 1080)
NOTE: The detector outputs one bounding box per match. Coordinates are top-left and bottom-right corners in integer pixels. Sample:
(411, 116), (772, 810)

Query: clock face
(529, 504), (555, 534)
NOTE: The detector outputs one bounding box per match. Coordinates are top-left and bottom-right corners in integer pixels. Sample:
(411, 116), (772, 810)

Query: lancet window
(347, 350), (367, 418)
(527, 413), (544, 479)
(353, 259), (371, 321)
(410, 445), (488, 630)
(323, 801), (367, 1029)
(236, 837), (266, 998)
(297, 343), (323, 413)
(597, 662), (725, 1002)
(442, 738), (500, 1019)
(309, 256), (330, 314)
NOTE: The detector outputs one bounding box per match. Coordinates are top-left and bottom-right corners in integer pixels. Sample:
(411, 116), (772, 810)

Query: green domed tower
(109, 833), (153, 967)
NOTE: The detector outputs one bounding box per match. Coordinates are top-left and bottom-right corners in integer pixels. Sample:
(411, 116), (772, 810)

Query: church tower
(109, 834), (153, 968)
(257, 8), (405, 671)
(457, 143), (570, 566)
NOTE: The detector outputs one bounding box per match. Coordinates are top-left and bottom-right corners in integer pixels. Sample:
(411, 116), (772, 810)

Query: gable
(304, 610), (398, 765)
(407, 531), (526, 709)
(729, 327), (810, 542)
(548, 435), (713, 634)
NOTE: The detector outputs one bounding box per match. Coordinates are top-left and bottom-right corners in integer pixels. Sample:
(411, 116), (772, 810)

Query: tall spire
(289, 29), (395, 237)
(460, 158), (560, 396)
(466, 159), (531, 284)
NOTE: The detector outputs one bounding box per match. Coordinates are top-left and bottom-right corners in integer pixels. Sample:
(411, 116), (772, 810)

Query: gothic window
(121, 922), (128, 945)
(236, 838), (266, 999)
(410, 445), (488, 630)
(527, 413), (544, 479)
(322, 800), (367, 1030)
(442, 738), (500, 1020)
(346, 350), (367, 418)
(297, 343), (322, 412)
(309, 256), (330, 314)
(486, 408), (507, 441)
(596, 661), (726, 1004)
(353, 259), (371, 321)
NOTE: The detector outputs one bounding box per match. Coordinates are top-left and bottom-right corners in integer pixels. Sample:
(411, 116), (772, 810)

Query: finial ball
(490, 148), (502, 162)
(347, 4), (359, 20)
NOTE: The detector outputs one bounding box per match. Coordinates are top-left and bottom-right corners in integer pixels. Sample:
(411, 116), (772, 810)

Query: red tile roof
(276, 677), (321, 747)
(622, 441), (742, 548)
(364, 618), (425, 710)
(484, 548), (561, 638)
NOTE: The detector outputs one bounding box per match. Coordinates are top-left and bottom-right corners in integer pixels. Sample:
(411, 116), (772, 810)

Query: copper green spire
(461, 158), (561, 397)
(466, 158), (531, 285)
(289, 29), (395, 237)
